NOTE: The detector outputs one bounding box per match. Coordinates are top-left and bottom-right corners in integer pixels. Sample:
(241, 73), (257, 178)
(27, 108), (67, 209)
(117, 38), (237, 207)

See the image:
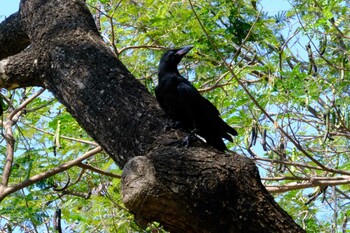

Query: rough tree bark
(0, 0), (304, 232)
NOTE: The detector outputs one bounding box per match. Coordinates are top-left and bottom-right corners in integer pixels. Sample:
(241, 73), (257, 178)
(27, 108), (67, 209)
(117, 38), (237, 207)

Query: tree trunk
(0, 0), (304, 232)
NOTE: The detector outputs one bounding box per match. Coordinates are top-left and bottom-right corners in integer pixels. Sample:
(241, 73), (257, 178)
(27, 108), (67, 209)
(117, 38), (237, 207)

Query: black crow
(155, 45), (238, 151)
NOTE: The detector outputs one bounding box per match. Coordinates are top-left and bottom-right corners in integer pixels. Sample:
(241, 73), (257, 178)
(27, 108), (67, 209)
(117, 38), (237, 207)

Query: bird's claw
(182, 131), (198, 148)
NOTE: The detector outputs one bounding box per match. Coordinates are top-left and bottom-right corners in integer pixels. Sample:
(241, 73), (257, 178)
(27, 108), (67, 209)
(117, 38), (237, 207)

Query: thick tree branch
(0, 12), (30, 60)
(0, 48), (44, 89)
(122, 135), (304, 232)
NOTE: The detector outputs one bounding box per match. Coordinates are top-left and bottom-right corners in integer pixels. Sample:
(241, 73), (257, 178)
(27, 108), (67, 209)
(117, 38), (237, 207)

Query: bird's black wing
(155, 85), (168, 113)
(180, 79), (238, 138)
(155, 75), (193, 129)
(155, 74), (179, 117)
(177, 77), (237, 151)
(176, 78), (225, 150)
(177, 77), (220, 116)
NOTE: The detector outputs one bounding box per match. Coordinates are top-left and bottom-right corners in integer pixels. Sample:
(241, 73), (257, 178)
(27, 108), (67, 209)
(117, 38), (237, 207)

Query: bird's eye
(164, 51), (175, 61)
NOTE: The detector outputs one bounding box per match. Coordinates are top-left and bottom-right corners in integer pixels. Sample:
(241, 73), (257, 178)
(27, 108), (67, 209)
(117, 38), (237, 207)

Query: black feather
(155, 46), (237, 151)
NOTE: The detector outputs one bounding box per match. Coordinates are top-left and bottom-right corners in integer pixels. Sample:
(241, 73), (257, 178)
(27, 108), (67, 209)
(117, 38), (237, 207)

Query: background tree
(0, 0), (349, 232)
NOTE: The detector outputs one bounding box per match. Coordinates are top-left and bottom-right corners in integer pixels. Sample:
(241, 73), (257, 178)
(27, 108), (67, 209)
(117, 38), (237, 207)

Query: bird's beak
(175, 45), (193, 56)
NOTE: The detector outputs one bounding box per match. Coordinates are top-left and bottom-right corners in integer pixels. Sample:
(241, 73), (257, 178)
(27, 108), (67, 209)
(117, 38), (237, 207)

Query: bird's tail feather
(222, 121), (238, 138)
(222, 133), (233, 142)
(205, 137), (227, 151)
(227, 126), (238, 136)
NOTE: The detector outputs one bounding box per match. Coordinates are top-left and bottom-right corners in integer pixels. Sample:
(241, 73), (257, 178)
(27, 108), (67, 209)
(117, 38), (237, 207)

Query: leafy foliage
(1, 0), (350, 232)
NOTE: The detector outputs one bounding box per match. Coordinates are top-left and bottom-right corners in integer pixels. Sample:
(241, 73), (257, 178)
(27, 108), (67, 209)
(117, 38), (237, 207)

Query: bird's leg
(182, 129), (199, 147)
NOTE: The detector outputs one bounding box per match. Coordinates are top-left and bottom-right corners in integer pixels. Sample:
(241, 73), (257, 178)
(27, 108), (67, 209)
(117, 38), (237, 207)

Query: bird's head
(158, 45), (193, 74)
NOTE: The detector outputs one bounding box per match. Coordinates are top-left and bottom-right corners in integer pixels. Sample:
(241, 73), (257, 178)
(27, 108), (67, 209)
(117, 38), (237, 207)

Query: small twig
(25, 98), (55, 113)
(108, 16), (119, 56)
(77, 163), (121, 179)
(261, 176), (308, 181)
(254, 157), (350, 176)
(87, 1), (122, 55)
(342, 215), (348, 233)
(8, 88), (45, 120)
(0, 215), (32, 232)
(52, 171), (70, 191)
(336, 187), (350, 200)
(22, 122), (98, 146)
(198, 82), (232, 93)
(59, 189), (92, 199)
(69, 167), (86, 187)
(118, 45), (167, 55)
(266, 178), (350, 193)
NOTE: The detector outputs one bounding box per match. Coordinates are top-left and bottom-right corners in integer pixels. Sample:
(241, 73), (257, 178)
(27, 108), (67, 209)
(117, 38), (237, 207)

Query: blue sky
(0, 0), (291, 19)
(0, 0), (20, 20)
